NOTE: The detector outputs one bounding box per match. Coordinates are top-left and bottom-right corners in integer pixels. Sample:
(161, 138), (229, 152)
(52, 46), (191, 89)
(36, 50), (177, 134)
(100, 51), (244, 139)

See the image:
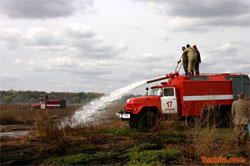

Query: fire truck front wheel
(129, 115), (137, 128)
(133, 109), (161, 131)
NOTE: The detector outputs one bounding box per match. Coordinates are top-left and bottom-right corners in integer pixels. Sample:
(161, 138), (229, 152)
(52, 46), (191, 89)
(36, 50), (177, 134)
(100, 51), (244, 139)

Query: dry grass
(0, 104), (33, 125)
(0, 104), (80, 125)
(187, 112), (250, 164)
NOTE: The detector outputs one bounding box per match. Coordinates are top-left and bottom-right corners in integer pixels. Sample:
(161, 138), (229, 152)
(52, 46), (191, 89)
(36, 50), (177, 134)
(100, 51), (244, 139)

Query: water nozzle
(146, 72), (179, 84)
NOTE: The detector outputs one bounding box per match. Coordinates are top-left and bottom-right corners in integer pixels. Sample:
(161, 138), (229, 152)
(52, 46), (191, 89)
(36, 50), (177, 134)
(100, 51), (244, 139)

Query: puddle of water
(0, 130), (30, 137)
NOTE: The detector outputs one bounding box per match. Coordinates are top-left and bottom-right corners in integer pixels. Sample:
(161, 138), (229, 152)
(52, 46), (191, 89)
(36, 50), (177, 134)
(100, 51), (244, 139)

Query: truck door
(161, 87), (177, 114)
(40, 101), (46, 109)
(41, 103), (46, 109)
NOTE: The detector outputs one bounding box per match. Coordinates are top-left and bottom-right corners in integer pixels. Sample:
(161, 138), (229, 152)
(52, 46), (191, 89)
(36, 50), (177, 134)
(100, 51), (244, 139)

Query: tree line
(0, 90), (141, 104)
(0, 90), (103, 104)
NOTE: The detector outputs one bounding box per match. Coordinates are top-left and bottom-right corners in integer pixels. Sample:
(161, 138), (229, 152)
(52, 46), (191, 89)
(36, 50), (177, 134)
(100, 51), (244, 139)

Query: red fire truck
(31, 95), (66, 110)
(117, 72), (250, 129)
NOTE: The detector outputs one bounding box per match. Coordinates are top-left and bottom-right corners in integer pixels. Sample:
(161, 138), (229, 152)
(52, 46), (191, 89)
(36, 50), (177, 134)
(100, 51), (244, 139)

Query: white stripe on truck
(47, 104), (60, 107)
(183, 94), (233, 101)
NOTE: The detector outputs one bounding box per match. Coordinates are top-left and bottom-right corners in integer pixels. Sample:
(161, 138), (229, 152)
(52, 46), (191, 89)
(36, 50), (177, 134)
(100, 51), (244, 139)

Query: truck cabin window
(164, 88), (174, 96)
(150, 88), (162, 96)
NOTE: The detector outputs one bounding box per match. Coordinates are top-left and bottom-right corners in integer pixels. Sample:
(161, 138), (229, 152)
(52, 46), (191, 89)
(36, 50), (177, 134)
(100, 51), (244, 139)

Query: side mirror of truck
(145, 87), (149, 96)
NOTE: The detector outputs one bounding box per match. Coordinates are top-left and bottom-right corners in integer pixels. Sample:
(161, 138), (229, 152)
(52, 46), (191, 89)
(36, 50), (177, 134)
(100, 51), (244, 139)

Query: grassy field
(0, 104), (249, 165)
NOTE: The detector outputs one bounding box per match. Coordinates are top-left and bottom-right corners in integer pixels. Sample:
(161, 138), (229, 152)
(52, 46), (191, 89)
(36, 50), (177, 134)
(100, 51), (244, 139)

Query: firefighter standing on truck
(193, 45), (201, 75)
(183, 44), (197, 75)
(181, 46), (188, 76)
(231, 92), (250, 147)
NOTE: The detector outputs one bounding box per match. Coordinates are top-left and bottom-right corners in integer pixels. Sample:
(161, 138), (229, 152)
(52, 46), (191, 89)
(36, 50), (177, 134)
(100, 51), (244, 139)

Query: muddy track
(1, 137), (48, 165)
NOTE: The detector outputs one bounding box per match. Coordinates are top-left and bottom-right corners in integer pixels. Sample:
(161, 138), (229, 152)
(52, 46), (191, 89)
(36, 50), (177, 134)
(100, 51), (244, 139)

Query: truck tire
(198, 105), (231, 128)
(201, 109), (216, 128)
(134, 110), (161, 131)
(217, 105), (232, 128)
(129, 114), (137, 128)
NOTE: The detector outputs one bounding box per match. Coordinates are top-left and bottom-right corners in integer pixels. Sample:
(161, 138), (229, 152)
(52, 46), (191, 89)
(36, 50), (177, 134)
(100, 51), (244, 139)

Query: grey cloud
(205, 15), (250, 27)
(234, 64), (250, 74)
(25, 31), (63, 47)
(131, 53), (178, 70)
(72, 68), (111, 76)
(0, 25), (127, 59)
(132, 53), (164, 62)
(167, 0), (248, 18)
(139, 0), (249, 18)
(0, 74), (24, 89)
(137, 0), (250, 31)
(40, 65), (111, 76)
(201, 42), (250, 74)
(200, 63), (228, 73)
(15, 56), (114, 77)
(128, 54), (177, 81)
(128, 67), (170, 81)
(72, 39), (122, 58)
(0, 28), (63, 50)
(0, 0), (93, 19)
(64, 26), (95, 39)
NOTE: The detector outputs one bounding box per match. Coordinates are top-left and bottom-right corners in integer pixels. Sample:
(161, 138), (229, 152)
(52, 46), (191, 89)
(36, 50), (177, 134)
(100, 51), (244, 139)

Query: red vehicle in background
(31, 95), (66, 110)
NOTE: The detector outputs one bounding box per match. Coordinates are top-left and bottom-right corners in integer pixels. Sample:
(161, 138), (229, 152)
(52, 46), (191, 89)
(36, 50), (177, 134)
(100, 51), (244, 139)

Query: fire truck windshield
(150, 88), (162, 96)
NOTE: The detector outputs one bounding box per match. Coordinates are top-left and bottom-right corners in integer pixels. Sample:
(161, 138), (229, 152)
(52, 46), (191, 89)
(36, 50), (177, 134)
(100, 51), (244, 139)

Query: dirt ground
(1, 136), (48, 165)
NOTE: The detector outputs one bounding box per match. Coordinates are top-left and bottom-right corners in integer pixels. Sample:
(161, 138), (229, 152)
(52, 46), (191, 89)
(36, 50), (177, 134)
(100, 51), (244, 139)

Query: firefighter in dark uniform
(182, 46), (188, 76)
(193, 45), (201, 75)
(178, 46), (188, 76)
(231, 92), (250, 147)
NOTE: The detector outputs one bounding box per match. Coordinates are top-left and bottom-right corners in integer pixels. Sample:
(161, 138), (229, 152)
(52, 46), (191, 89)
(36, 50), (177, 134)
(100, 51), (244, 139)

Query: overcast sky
(0, 0), (249, 94)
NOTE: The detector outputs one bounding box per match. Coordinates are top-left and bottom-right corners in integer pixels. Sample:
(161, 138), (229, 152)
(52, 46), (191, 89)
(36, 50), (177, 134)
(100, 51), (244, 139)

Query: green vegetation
(45, 151), (120, 166)
(44, 143), (182, 166)
(127, 149), (182, 166)
(215, 128), (234, 139)
(103, 127), (143, 136)
(0, 90), (141, 104)
(189, 128), (235, 140)
(162, 130), (188, 137)
(67, 145), (98, 154)
(162, 130), (189, 143)
(128, 143), (159, 152)
(125, 143), (182, 165)
(0, 90), (103, 104)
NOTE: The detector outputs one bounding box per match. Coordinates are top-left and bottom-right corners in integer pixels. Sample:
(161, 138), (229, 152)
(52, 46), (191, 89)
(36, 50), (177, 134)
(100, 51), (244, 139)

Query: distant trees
(0, 90), (103, 104)
(0, 90), (141, 104)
